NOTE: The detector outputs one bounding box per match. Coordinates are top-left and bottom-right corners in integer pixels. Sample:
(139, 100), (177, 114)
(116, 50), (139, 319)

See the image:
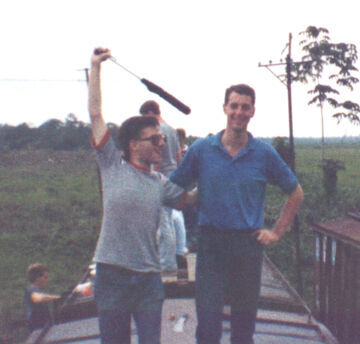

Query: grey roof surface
(25, 300), (335, 344)
(25, 254), (338, 344)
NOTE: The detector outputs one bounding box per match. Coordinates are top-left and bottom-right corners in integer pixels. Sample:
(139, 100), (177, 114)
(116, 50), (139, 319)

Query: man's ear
(251, 106), (256, 118)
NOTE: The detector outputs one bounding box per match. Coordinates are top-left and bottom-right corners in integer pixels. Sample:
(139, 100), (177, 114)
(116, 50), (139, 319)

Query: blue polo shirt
(170, 131), (298, 230)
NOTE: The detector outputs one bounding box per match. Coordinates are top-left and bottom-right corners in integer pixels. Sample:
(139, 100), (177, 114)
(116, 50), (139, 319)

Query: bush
(319, 158), (345, 197)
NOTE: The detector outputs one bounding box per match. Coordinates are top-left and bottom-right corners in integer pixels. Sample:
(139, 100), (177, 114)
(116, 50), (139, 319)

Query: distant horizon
(1, 119), (359, 141)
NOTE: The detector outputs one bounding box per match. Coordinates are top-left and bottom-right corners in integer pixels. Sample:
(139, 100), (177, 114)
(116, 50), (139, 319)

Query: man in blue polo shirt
(170, 84), (304, 344)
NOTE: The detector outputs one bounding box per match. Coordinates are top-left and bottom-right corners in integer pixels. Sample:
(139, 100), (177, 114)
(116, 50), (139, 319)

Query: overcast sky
(1, 0), (359, 138)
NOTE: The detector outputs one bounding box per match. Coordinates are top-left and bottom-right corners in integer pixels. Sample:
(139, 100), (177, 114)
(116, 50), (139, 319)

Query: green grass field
(0, 142), (359, 343)
(0, 150), (102, 342)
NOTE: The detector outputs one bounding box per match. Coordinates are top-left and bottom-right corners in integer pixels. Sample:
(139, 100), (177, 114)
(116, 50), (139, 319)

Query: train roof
(25, 254), (338, 344)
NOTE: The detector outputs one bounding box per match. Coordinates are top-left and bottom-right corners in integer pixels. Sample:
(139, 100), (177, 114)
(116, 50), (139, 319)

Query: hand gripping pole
(94, 49), (191, 114)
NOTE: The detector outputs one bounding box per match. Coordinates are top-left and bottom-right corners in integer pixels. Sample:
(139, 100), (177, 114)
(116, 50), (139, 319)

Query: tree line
(0, 114), (106, 151)
(0, 114), (200, 151)
(1, 113), (358, 152)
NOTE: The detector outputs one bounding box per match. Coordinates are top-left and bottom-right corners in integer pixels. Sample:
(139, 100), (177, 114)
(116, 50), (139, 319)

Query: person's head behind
(176, 128), (186, 141)
(27, 264), (49, 289)
(176, 128), (186, 146)
(139, 100), (160, 116)
(118, 116), (160, 161)
(224, 84), (256, 106)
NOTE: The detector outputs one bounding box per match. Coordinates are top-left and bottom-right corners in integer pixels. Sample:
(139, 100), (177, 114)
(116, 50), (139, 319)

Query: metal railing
(312, 217), (360, 344)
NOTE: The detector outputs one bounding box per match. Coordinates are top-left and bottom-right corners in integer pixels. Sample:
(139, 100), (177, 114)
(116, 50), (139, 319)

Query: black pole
(286, 33), (303, 297)
(84, 68), (89, 84)
(93, 49), (191, 115)
(286, 34), (295, 172)
(259, 34), (304, 296)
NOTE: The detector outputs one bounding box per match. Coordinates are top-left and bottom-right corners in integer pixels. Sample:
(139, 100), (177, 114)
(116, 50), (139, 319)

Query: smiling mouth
(233, 120), (246, 125)
(234, 116), (250, 123)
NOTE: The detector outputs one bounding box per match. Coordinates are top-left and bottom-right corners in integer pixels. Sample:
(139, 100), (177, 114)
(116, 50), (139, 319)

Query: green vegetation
(0, 150), (102, 343)
(0, 140), (359, 343)
(266, 140), (360, 308)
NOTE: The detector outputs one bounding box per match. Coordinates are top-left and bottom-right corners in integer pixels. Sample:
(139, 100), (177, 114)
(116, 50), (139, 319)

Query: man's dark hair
(118, 116), (159, 161)
(27, 264), (48, 283)
(139, 100), (160, 116)
(224, 84), (256, 106)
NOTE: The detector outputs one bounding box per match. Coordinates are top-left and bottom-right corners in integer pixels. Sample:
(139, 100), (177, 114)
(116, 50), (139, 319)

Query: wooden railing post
(311, 218), (360, 343)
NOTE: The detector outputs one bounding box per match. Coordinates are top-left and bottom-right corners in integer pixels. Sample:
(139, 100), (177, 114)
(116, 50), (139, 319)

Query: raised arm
(88, 47), (112, 146)
(31, 291), (60, 304)
(255, 184), (304, 246)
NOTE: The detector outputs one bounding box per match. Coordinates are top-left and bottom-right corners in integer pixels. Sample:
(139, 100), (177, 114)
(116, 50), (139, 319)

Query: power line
(0, 78), (86, 83)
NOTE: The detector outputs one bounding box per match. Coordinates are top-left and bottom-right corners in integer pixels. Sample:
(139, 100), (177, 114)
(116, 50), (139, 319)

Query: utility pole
(83, 68), (89, 85)
(286, 34), (295, 172)
(77, 68), (89, 84)
(259, 33), (303, 296)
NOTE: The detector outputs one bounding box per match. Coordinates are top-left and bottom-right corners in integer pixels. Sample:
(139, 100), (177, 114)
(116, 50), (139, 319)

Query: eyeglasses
(137, 134), (167, 147)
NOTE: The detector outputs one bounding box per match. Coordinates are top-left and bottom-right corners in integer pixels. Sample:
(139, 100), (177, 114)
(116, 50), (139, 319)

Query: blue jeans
(173, 209), (188, 256)
(94, 263), (165, 344)
(195, 227), (263, 344)
(158, 206), (177, 271)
